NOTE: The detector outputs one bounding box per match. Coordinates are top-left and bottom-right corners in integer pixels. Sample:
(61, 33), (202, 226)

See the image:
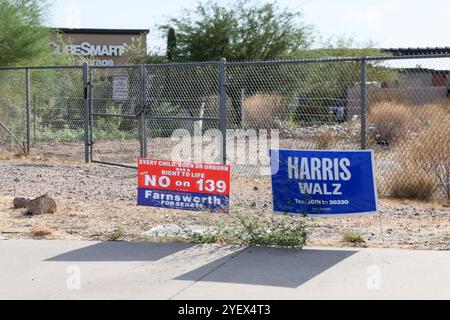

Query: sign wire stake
(378, 212), (385, 243)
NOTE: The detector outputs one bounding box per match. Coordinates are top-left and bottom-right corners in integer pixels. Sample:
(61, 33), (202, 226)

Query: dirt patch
(0, 159), (449, 249)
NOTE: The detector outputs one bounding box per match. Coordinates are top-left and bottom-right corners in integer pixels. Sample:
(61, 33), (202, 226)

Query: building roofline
(397, 68), (449, 73)
(53, 28), (150, 35)
(380, 47), (450, 56)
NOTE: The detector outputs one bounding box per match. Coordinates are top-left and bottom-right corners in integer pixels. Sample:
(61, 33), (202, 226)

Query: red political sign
(137, 159), (231, 212)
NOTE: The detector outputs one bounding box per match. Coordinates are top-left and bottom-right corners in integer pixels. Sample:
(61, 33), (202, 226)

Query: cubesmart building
(51, 28), (149, 66)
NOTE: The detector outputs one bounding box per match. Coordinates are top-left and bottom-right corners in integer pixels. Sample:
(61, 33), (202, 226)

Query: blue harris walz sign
(270, 149), (378, 216)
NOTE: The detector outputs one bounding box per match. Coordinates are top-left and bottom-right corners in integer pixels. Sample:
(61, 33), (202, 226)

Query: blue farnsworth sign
(270, 149), (378, 215)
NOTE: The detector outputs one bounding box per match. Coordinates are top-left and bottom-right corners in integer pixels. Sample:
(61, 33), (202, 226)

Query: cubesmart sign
(137, 159), (230, 213)
(270, 149), (378, 216)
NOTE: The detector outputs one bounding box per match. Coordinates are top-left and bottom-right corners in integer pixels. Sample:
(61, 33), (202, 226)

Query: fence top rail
(1, 53), (449, 70)
(144, 61), (220, 68)
(85, 54), (450, 69)
(90, 62), (220, 69)
(225, 53), (450, 66)
(90, 64), (141, 69)
(0, 65), (83, 71)
(364, 53), (450, 61)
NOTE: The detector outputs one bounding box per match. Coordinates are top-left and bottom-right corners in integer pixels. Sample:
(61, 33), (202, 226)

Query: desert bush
(147, 102), (195, 138)
(183, 213), (307, 248)
(408, 125), (450, 201)
(415, 102), (448, 127)
(343, 230), (365, 245)
(367, 103), (416, 146)
(389, 165), (436, 200)
(315, 130), (334, 150)
(105, 226), (125, 241)
(384, 103), (449, 201)
(242, 94), (289, 129)
(31, 226), (53, 238)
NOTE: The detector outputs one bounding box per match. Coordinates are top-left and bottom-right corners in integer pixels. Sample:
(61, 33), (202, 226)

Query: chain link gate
(88, 65), (144, 167)
(144, 60), (226, 165)
(87, 61), (227, 168)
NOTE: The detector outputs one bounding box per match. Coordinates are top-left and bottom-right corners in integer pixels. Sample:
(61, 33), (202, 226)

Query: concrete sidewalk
(0, 240), (448, 299)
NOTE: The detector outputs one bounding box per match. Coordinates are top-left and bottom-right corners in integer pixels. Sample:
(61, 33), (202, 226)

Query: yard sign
(137, 159), (230, 213)
(270, 149), (378, 216)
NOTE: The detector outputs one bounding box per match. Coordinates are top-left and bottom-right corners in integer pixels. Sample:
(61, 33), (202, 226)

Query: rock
(0, 235), (7, 240)
(25, 194), (57, 215)
(13, 197), (30, 209)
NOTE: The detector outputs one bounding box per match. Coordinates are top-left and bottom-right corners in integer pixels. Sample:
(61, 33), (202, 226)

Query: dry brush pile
(368, 101), (449, 201)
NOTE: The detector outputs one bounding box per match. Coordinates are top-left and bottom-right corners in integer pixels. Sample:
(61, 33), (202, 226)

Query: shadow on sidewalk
(176, 247), (358, 288)
(45, 241), (193, 262)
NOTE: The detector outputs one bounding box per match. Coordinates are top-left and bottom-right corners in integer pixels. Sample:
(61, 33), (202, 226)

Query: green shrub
(34, 128), (84, 142)
(95, 104), (122, 133)
(183, 214), (307, 248)
(293, 99), (331, 126)
(148, 102), (194, 137)
(343, 230), (365, 245)
(105, 226), (125, 241)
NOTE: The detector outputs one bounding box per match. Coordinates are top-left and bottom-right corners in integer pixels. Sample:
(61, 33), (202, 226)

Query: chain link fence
(0, 66), (85, 160)
(1, 55), (449, 199)
(0, 68), (27, 153)
(29, 67), (85, 160)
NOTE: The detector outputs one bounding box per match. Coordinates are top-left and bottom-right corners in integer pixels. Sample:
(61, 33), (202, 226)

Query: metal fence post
(83, 63), (90, 163)
(140, 65), (147, 158)
(25, 67), (31, 155)
(219, 58), (228, 164)
(360, 57), (367, 150)
(89, 67), (93, 162)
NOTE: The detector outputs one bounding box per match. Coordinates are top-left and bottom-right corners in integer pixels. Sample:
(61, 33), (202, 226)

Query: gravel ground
(0, 158), (449, 250)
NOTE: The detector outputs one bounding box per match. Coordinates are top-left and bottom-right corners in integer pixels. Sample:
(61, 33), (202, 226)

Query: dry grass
(388, 103), (449, 200)
(31, 226), (54, 238)
(243, 93), (288, 129)
(366, 88), (412, 107)
(373, 101), (448, 201)
(408, 125), (450, 201)
(389, 165), (436, 200)
(367, 102), (417, 146)
(0, 149), (49, 162)
(315, 130), (334, 150)
(415, 102), (448, 127)
(0, 150), (13, 160)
